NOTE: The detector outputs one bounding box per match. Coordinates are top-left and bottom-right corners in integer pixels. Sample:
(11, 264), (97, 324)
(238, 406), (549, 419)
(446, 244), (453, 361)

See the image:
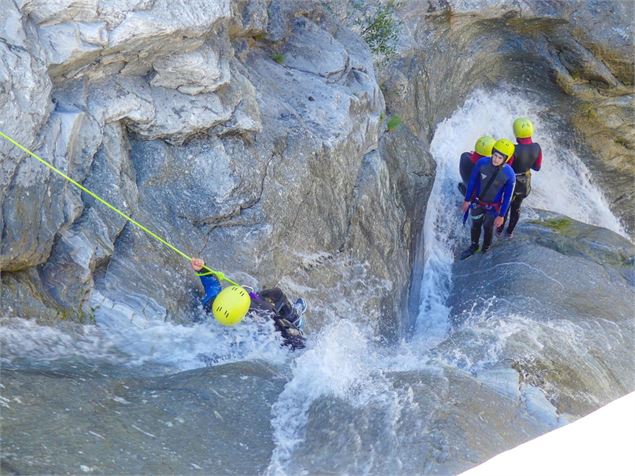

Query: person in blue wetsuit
(458, 135), (496, 196)
(460, 139), (516, 260)
(191, 258), (307, 349)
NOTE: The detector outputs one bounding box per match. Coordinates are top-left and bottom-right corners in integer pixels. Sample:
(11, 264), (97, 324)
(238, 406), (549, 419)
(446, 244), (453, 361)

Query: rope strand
(0, 130), (239, 286)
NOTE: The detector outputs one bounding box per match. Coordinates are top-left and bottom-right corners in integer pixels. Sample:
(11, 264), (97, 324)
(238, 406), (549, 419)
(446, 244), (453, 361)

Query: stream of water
(0, 89), (628, 475)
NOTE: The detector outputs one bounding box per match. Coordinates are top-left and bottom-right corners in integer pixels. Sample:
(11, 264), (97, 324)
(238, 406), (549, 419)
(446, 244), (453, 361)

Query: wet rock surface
(0, 361), (285, 475)
(0, 0), (432, 335)
(447, 210), (635, 416)
(291, 367), (552, 476)
(0, 342), (559, 476)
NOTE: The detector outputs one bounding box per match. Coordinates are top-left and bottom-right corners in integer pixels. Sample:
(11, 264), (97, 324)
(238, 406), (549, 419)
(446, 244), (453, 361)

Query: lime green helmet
(212, 286), (251, 326)
(474, 135), (496, 157)
(492, 138), (515, 162)
(513, 117), (534, 139)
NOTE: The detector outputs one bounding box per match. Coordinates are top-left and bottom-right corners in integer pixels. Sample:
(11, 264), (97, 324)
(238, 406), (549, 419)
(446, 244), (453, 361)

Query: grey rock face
(374, 0), (634, 235)
(0, 0), (54, 270)
(446, 211), (635, 417)
(1, 0), (429, 341)
(0, 362), (285, 475)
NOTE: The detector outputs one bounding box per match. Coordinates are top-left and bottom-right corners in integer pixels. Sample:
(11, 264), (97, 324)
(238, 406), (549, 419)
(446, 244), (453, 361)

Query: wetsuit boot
(292, 298), (307, 330)
(460, 243), (480, 260)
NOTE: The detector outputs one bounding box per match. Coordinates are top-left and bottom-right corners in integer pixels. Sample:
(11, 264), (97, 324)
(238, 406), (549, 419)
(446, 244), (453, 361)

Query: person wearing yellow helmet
(496, 117), (543, 238)
(191, 258), (306, 349)
(459, 139), (516, 259)
(458, 135), (496, 196)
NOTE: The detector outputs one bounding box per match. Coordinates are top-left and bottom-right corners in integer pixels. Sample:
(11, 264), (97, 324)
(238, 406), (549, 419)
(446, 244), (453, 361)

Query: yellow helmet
(474, 135), (496, 156)
(513, 117), (534, 139)
(212, 286), (251, 326)
(492, 138), (515, 162)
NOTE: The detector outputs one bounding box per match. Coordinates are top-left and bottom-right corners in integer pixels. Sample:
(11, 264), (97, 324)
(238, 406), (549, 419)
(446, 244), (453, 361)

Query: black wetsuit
(250, 289), (305, 350)
(503, 139), (542, 235)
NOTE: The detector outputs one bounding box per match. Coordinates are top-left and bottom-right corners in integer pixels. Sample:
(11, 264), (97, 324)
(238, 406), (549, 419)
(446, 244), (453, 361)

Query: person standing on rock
(460, 139), (516, 259)
(190, 258), (307, 349)
(496, 117), (543, 238)
(458, 135), (497, 196)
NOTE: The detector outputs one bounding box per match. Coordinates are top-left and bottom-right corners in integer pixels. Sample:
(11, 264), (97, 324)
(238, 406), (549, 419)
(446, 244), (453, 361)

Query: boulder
(445, 211), (635, 417)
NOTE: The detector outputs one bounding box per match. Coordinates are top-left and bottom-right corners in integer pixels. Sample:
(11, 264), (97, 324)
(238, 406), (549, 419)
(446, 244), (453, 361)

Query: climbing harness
(463, 166), (501, 225)
(0, 130), (239, 287)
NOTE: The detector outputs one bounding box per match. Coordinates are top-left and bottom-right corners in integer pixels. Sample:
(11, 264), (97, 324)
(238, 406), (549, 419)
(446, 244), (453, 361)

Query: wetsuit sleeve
(499, 166), (516, 217)
(533, 145), (543, 171)
(465, 161), (482, 201)
(196, 271), (222, 307)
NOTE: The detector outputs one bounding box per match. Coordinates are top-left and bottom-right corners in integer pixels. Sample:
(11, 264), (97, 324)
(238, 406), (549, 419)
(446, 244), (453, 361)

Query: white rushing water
(0, 88), (628, 474)
(266, 89), (627, 472)
(413, 88), (627, 346)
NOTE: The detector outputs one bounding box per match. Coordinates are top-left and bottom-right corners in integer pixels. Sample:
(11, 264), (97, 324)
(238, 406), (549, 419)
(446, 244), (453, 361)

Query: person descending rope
(496, 117), (543, 238)
(0, 130), (286, 343)
(191, 258), (307, 349)
(458, 135), (496, 196)
(460, 138), (516, 260)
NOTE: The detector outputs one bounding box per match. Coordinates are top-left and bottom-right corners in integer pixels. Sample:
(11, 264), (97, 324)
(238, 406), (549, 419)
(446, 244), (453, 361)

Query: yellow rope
(0, 130), (239, 286)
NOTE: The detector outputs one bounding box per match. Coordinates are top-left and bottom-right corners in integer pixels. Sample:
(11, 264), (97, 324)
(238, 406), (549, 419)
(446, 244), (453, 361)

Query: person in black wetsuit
(191, 258), (306, 349)
(249, 288), (306, 350)
(496, 117), (543, 238)
(458, 135), (496, 196)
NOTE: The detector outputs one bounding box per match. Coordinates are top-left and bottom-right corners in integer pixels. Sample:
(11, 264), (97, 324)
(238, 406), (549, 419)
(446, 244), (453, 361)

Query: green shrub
(386, 114), (402, 131)
(359, 2), (401, 57)
(272, 52), (285, 64)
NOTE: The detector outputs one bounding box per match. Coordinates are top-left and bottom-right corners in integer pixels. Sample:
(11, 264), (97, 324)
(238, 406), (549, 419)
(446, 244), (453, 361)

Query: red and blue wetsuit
(459, 151), (486, 192)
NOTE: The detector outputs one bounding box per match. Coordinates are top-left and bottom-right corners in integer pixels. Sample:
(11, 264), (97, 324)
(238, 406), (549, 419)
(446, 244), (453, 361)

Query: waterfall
(413, 89), (626, 346)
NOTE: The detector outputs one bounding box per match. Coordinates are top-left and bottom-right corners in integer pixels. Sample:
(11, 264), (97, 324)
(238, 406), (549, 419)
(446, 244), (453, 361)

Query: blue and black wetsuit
(465, 157), (516, 251)
(251, 289), (305, 349)
(195, 273), (305, 349)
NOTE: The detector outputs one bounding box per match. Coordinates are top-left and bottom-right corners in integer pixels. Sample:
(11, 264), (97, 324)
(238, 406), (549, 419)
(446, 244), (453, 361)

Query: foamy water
(413, 89), (626, 346)
(0, 88), (628, 474)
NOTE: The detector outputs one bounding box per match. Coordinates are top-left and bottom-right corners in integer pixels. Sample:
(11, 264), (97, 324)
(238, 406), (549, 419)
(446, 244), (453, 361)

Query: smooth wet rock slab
(277, 366), (552, 475)
(0, 362), (285, 475)
(446, 211), (635, 416)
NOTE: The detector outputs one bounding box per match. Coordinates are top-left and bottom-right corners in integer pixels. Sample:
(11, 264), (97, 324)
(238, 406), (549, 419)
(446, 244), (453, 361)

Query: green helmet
(513, 117), (534, 139)
(492, 138), (515, 162)
(474, 135), (496, 156)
